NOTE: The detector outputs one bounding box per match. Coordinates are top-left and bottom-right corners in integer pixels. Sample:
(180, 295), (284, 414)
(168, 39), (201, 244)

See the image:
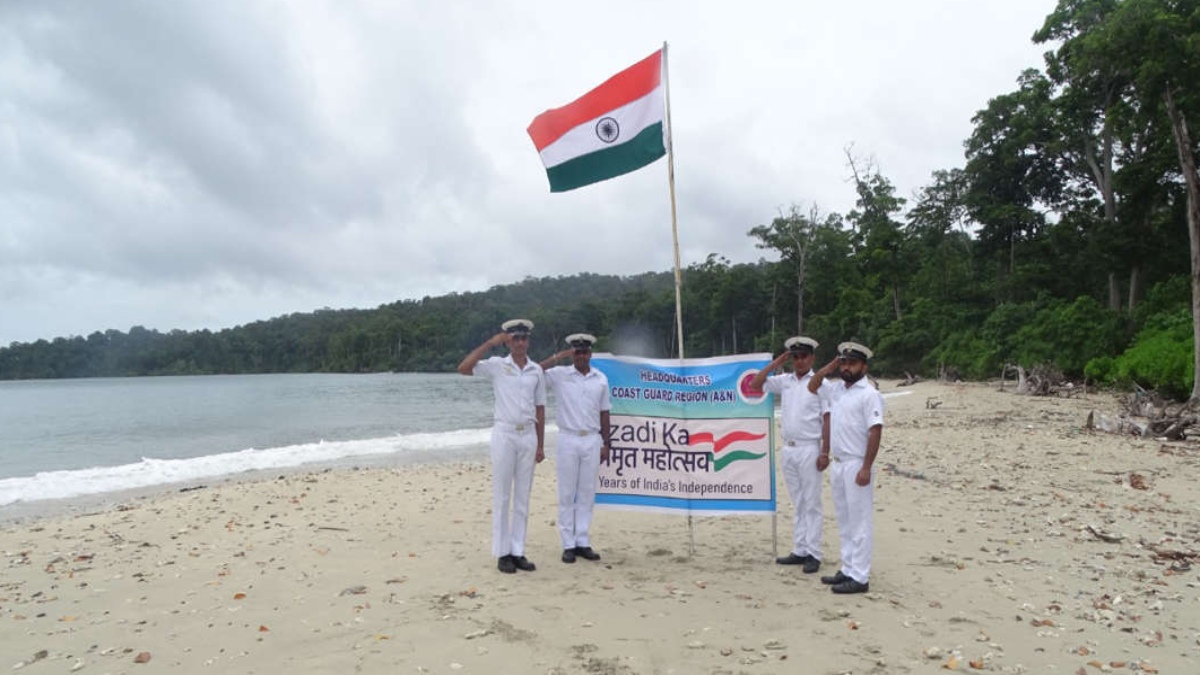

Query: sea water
(0, 373), (502, 509)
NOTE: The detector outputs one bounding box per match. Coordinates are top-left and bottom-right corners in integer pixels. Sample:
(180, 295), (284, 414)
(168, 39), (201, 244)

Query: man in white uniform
(809, 341), (884, 594)
(749, 336), (830, 574)
(539, 333), (611, 563)
(457, 319), (546, 574)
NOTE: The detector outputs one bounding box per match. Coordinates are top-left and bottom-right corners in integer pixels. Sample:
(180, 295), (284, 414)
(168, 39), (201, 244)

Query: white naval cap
(837, 341), (874, 361)
(784, 336), (818, 353)
(565, 333), (597, 348)
(501, 319), (533, 335)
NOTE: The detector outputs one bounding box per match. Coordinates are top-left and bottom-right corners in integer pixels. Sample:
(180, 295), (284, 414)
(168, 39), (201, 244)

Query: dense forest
(2, 0), (1198, 398)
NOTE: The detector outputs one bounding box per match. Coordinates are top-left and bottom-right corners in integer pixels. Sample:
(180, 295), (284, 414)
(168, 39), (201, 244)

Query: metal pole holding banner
(661, 41), (695, 556)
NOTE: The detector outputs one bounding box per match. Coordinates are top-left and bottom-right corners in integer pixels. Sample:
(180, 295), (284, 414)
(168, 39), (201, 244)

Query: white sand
(2, 381), (1197, 674)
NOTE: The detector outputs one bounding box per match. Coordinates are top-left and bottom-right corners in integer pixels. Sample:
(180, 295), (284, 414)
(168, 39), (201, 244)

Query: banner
(592, 352), (775, 515)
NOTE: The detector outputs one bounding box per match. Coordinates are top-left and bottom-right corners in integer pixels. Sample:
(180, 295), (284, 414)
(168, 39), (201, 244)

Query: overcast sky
(0, 0), (1057, 346)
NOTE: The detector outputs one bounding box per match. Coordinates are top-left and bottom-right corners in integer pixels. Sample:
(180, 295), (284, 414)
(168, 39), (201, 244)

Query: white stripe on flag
(537, 86), (663, 170)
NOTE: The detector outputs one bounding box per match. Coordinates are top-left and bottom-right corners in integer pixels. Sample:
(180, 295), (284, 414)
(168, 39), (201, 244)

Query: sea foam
(0, 427), (492, 506)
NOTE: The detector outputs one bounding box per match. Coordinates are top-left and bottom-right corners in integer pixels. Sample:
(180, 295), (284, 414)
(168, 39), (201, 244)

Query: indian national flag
(527, 50), (666, 193)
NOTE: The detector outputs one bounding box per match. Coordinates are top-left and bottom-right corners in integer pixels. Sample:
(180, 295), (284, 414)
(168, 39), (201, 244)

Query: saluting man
(539, 333), (611, 563)
(809, 341), (884, 594)
(750, 336), (831, 574)
(458, 319), (546, 574)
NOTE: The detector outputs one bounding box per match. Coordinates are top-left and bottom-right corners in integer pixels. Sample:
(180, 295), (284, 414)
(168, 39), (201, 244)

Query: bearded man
(808, 341), (884, 594)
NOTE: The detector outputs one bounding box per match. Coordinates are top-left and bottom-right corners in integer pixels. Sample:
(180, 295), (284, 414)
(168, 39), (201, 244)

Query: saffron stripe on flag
(527, 50), (662, 151)
(545, 122), (665, 193)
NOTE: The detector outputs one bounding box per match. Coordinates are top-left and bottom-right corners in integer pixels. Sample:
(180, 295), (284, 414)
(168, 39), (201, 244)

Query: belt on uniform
(783, 439), (819, 446)
(496, 421), (533, 432)
(562, 429), (596, 437)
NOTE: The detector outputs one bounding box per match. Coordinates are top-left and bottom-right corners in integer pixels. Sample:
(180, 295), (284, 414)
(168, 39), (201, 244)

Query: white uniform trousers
(781, 440), (823, 560)
(830, 457), (874, 584)
(555, 432), (602, 549)
(490, 425), (538, 558)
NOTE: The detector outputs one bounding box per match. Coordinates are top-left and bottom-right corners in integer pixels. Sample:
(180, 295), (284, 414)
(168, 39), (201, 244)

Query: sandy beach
(2, 381), (1198, 674)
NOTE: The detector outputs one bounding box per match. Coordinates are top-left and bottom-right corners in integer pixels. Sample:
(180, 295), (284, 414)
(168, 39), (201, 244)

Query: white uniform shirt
(473, 355), (546, 425)
(825, 377), (884, 459)
(763, 370), (827, 442)
(544, 365), (610, 434)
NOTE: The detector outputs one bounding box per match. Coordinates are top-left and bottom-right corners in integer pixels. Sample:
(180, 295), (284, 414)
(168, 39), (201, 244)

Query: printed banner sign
(592, 353), (776, 515)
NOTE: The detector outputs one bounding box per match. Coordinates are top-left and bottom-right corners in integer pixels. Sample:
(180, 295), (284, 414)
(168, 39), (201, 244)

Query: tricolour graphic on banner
(592, 353), (775, 515)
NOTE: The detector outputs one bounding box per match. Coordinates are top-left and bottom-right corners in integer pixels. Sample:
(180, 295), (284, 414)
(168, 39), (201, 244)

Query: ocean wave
(0, 427), (493, 506)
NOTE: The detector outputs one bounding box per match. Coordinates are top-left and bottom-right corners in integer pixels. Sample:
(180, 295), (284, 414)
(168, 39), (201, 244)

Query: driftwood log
(1000, 363), (1082, 397)
(1086, 385), (1200, 441)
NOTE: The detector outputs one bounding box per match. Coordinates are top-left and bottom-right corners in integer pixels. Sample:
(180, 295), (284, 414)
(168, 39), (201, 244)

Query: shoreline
(2, 381), (1197, 673)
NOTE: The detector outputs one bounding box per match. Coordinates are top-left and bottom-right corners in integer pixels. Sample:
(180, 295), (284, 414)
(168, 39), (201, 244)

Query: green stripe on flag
(546, 123), (665, 192)
(713, 450), (766, 472)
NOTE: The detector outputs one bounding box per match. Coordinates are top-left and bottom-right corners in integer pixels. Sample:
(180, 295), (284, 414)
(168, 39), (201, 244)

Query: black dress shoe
(802, 557), (821, 574)
(831, 579), (869, 594)
(574, 546), (601, 561)
(497, 555), (516, 574)
(820, 571), (848, 585)
(512, 555), (536, 571)
(562, 549), (577, 563)
(776, 553), (809, 565)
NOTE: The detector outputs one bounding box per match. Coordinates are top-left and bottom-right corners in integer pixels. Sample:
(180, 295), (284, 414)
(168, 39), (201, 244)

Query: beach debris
(1084, 524), (1124, 543)
(70, 660), (85, 672)
(1002, 363), (1078, 396)
(339, 585), (367, 596)
(882, 463), (928, 481)
(925, 397), (942, 409)
(133, 652), (151, 664)
(258, 625), (270, 632)
(1128, 473), (1150, 490)
(942, 654), (960, 670)
(464, 629), (491, 640)
(233, 592), (247, 600)
(720, 647), (733, 656)
(1087, 387), (1200, 438)
(1139, 630), (1163, 647)
(762, 639), (785, 650)
(12, 650), (49, 670)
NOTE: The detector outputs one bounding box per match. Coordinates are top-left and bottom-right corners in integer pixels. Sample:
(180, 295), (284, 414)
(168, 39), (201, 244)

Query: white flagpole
(663, 41), (685, 363)
(662, 41), (696, 556)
